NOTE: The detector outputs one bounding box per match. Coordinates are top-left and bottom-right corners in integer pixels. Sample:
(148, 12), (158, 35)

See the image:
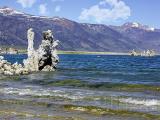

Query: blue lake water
(0, 54), (160, 120)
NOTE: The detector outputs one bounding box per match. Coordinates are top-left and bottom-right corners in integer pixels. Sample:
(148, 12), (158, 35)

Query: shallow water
(0, 54), (160, 120)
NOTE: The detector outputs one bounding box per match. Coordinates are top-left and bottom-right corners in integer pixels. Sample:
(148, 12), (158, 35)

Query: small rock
(4, 71), (14, 76)
(0, 56), (4, 60)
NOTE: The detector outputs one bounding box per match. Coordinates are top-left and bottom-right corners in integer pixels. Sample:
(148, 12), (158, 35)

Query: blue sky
(0, 0), (159, 28)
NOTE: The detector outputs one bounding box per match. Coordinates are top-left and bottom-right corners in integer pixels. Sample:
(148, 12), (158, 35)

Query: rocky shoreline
(0, 56), (29, 75)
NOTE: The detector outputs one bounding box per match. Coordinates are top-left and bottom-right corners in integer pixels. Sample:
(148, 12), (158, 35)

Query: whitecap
(119, 97), (160, 106)
(0, 87), (85, 100)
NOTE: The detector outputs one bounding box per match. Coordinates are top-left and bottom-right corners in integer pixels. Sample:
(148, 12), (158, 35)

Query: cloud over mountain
(79, 0), (131, 23)
(17, 0), (36, 8)
(39, 4), (47, 15)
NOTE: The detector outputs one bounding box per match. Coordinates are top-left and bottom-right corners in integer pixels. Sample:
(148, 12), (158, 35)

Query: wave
(0, 87), (85, 100)
(118, 97), (160, 106)
(1, 86), (160, 106)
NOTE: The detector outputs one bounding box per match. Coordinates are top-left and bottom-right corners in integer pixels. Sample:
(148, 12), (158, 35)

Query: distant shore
(2, 49), (159, 56)
(0, 47), (130, 55)
(57, 51), (130, 55)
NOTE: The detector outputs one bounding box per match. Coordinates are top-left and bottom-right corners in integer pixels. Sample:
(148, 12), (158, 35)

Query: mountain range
(0, 7), (160, 52)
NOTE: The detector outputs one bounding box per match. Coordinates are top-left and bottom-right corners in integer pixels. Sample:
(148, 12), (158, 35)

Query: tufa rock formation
(0, 57), (29, 75)
(0, 29), (59, 75)
(37, 30), (59, 71)
(130, 49), (156, 57)
(24, 29), (59, 71)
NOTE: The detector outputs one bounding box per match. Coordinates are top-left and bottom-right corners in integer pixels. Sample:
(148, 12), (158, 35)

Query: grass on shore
(57, 51), (129, 55)
(0, 48), (130, 55)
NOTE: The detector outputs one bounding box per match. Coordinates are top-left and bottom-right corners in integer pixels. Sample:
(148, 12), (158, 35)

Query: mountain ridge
(0, 7), (160, 52)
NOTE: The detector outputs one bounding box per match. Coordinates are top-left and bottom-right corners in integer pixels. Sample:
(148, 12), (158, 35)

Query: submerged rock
(0, 28), (59, 75)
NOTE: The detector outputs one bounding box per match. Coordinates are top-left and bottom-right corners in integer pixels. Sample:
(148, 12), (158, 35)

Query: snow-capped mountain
(121, 22), (155, 32)
(0, 7), (25, 15)
(0, 7), (160, 52)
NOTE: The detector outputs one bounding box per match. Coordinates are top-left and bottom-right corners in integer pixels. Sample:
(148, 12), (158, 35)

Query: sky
(0, 0), (160, 28)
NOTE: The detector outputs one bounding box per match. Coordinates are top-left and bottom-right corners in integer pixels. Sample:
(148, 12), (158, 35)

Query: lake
(0, 54), (160, 120)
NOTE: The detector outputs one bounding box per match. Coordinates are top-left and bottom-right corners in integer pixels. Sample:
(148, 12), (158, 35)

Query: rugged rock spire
(37, 30), (59, 71)
(27, 28), (35, 57)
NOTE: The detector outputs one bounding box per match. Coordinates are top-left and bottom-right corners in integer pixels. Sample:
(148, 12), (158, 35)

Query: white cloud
(52, 0), (64, 2)
(79, 0), (131, 23)
(55, 5), (61, 12)
(17, 0), (36, 8)
(39, 4), (47, 15)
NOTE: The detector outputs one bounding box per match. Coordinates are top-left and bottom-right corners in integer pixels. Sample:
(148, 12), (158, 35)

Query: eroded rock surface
(0, 57), (29, 75)
(37, 30), (59, 71)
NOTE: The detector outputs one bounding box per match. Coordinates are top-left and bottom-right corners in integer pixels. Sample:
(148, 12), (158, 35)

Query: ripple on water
(1, 54), (160, 119)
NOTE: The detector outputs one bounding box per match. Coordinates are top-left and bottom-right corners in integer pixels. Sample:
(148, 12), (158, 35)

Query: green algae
(0, 99), (85, 120)
(64, 104), (160, 120)
(48, 79), (160, 92)
(0, 75), (21, 81)
(48, 79), (86, 87)
(0, 109), (84, 120)
(1, 99), (160, 120)
(1, 76), (160, 92)
(0, 99), (83, 119)
(85, 82), (160, 92)
(0, 99), (54, 107)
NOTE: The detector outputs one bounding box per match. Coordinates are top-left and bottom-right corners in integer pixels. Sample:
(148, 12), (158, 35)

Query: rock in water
(27, 28), (35, 57)
(24, 29), (59, 72)
(0, 28), (59, 75)
(0, 57), (29, 75)
(0, 56), (4, 60)
(23, 28), (38, 71)
(37, 30), (59, 71)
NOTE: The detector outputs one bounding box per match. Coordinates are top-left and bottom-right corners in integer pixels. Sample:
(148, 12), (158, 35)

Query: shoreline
(1, 50), (159, 56)
(57, 51), (130, 55)
(0, 50), (130, 55)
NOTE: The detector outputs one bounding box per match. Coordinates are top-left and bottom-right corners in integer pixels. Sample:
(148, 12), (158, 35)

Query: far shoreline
(1, 49), (159, 56)
(0, 50), (130, 55)
(57, 51), (130, 55)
